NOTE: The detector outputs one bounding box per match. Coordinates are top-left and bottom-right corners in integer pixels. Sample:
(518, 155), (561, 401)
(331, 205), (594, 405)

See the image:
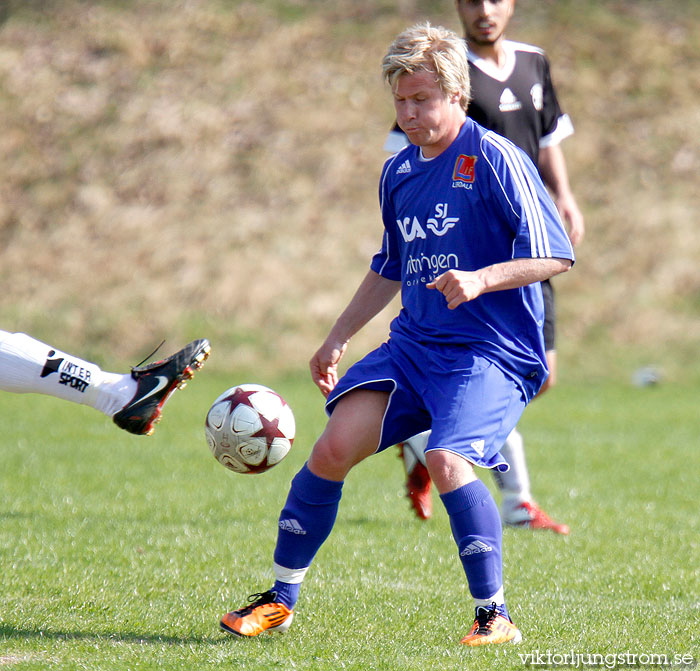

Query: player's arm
(427, 257), (571, 310)
(310, 270), (400, 396)
(538, 144), (585, 246)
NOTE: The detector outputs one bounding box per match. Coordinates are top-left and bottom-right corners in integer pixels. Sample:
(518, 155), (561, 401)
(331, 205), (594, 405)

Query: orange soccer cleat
(461, 603), (522, 646)
(220, 591), (294, 638)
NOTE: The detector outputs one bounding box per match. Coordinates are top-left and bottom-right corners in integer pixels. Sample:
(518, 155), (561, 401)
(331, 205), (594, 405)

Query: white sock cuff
(273, 562), (309, 585)
(474, 586), (505, 608)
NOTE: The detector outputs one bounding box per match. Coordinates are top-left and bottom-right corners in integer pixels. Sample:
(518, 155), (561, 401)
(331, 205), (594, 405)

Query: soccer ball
(205, 384), (295, 474)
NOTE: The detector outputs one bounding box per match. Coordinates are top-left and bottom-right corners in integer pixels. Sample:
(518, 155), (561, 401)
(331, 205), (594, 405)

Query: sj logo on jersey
(396, 204), (460, 243)
(453, 154), (477, 188)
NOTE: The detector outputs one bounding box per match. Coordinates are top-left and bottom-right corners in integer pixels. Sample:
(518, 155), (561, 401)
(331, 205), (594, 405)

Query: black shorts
(541, 279), (556, 352)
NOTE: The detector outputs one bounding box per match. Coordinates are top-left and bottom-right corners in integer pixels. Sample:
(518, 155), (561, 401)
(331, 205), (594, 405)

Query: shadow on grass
(0, 511), (36, 520)
(0, 623), (230, 647)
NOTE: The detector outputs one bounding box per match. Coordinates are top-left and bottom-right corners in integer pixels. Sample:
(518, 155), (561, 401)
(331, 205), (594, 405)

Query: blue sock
(271, 463), (344, 609)
(271, 580), (301, 611)
(440, 479), (504, 603)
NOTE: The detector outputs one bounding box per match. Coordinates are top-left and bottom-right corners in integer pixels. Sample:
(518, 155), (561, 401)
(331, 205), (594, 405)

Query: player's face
(456, 0), (514, 46)
(393, 70), (464, 158)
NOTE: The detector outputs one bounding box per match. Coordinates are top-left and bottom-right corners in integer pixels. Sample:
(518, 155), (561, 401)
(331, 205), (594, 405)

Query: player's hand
(427, 270), (484, 309)
(309, 339), (348, 397)
(557, 192), (585, 246)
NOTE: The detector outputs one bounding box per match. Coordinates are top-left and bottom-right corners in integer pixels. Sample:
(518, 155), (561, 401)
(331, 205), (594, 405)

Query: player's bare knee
(308, 432), (365, 480)
(425, 449), (477, 493)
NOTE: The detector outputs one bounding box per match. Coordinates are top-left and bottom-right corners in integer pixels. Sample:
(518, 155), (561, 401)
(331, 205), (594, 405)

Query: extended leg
(220, 390), (389, 637)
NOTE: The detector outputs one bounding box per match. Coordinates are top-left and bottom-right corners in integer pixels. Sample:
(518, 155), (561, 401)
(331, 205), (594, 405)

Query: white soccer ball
(205, 384), (295, 474)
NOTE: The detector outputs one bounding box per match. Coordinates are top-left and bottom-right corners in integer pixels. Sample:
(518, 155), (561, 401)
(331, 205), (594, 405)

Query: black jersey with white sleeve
(466, 40), (573, 166)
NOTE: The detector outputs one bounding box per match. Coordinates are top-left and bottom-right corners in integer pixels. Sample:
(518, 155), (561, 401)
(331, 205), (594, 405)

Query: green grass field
(1, 370), (698, 670)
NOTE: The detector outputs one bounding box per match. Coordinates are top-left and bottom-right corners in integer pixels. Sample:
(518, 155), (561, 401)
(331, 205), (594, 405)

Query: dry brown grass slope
(1, 0), (699, 379)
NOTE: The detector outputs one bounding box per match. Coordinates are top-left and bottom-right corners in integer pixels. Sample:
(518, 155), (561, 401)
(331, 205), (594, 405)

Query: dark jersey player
(387, 0), (584, 533)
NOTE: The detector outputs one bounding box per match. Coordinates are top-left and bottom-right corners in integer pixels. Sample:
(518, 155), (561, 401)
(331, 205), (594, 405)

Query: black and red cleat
(113, 339), (211, 435)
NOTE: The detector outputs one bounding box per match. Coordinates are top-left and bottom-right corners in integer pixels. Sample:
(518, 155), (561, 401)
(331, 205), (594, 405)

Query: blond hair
(381, 22), (471, 111)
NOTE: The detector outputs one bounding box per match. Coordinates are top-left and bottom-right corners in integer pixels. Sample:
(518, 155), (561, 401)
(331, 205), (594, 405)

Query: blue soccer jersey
(371, 117), (574, 399)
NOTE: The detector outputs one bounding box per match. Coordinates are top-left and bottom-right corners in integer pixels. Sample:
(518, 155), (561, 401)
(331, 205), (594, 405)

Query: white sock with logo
(0, 331), (136, 417)
(495, 428), (532, 510)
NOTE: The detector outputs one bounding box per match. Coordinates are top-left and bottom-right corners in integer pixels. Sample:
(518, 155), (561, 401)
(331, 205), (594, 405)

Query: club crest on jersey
(453, 154), (477, 188)
(530, 83), (544, 111)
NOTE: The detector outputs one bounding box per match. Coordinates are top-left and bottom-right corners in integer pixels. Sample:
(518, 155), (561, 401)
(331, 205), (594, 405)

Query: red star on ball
(251, 412), (287, 449)
(225, 387), (258, 409)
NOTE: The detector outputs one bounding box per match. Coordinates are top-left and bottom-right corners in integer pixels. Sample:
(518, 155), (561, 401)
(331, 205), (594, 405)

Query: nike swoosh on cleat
(126, 375), (170, 408)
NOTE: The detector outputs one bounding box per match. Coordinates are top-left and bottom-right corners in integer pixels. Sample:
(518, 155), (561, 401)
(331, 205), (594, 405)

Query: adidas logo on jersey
(470, 439), (485, 457)
(396, 159), (411, 174)
(499, 87), (522, 113)
(460, 540), (493, 556)
(279, 518), (306, 535)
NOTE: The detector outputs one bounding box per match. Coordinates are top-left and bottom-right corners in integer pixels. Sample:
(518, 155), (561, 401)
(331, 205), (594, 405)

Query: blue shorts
(325, 334), (527, 471)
